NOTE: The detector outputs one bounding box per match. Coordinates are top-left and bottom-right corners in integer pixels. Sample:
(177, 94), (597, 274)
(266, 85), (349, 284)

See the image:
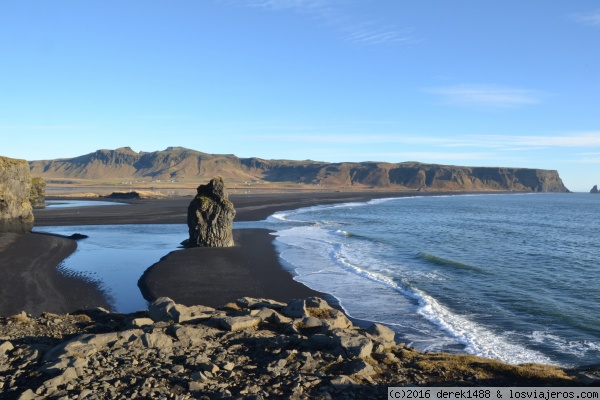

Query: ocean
(261, 193), (600, 368)
(38, 193), (599, 368)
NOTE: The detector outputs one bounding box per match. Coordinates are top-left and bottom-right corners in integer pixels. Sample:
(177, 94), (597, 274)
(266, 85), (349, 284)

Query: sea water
(261, 193), (600, 367)
(36, 194), (600, 367)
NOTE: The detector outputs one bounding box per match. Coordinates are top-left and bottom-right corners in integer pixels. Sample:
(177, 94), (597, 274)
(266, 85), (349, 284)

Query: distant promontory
(29, 147), (570, 193)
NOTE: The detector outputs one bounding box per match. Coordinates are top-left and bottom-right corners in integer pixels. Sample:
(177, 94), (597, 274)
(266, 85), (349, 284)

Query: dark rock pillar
(187, 176), (235, 247)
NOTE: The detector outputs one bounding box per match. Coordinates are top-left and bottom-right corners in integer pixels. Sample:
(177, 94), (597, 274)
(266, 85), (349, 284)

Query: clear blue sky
(1, 1), (599, 191)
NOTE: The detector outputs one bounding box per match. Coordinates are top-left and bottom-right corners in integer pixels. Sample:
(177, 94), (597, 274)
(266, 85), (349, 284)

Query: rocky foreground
(1, 297), (597, 400)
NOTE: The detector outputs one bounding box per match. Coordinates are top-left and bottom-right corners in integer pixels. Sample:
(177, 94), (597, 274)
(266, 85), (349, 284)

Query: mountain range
(29, 146), (569, 192)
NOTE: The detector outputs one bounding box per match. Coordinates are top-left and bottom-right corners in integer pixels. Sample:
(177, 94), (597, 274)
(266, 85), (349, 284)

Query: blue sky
(1, 1), (599, 191)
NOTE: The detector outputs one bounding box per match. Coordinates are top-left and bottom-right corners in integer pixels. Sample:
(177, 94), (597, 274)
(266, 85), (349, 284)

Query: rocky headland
(591, 185), (599, 194)
(2, 296), (593, 400)
(29, 147), (569, 192)
(0, 156), (35, 233)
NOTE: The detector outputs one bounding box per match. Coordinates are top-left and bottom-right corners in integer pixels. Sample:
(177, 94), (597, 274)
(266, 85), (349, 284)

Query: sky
(1, 1), (599, 191)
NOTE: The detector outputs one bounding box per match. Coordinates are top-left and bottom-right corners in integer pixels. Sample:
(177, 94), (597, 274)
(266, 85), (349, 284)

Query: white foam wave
(267, 195), (566, 366)
(279, 227), (557, 365)
(529, 331), (600, 358)
(415, 290), (557, 365)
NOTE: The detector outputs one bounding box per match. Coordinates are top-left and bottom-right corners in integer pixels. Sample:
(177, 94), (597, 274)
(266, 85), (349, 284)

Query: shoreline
(8, 190), (418, 317)
(0, 232), (111, 317)
(0, 191), (506, 315)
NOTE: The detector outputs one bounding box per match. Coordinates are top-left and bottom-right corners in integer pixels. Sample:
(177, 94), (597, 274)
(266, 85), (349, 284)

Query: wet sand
(1, 190), (443, 316)
(0, 232), (111, 316)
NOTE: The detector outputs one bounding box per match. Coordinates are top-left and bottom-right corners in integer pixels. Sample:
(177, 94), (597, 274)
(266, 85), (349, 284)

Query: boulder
(187, 176), (236, 247)
(148, 297), (214, 323)
(0, 156), (34, 233)
(591, 185), (599, 194)
(366, 323), (396, 345)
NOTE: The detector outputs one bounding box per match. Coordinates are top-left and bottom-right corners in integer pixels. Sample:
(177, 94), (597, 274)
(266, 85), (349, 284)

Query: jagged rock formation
(29, 146), (570, 192)
(29, 177), (46, 209)
(591, 185), (599, 194)
(187, 177), (235, 247)
(0, 156), (34, 233)
(0, 297), (582, 399)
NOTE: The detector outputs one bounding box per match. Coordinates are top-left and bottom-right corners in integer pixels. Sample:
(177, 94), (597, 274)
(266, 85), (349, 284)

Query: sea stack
(29, 177), (46, 208)
(187, 176), (235, 247)
(591, 185), (599, 194)
(0, 156), (34, 233)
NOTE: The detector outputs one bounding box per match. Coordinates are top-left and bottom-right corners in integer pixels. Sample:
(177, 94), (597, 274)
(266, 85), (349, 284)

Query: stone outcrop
(0, 156), (34, 233)
(0, 297), (582, 399)
(591, 185), (599, 194)
(29, 177), (46, 209)
(187, 177), (235, 247)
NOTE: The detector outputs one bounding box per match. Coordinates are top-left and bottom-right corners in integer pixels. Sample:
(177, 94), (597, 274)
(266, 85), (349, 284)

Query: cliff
(29, 147), (570, 192)
(0, 156), (34, 233)
(591, 185), (599, 194)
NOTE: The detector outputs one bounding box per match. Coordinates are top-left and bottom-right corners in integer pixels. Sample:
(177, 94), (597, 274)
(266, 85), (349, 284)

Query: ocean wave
(328, 245), (555, 365)
(529, 331), (600, 359)
(417, 252), (486, 273)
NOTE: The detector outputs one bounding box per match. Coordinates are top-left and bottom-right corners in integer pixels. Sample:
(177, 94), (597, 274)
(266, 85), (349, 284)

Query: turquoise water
(264, 193), (600, 367)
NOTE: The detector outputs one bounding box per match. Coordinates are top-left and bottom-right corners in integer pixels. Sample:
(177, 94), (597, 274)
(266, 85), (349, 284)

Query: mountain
(29, 147), (570, 192)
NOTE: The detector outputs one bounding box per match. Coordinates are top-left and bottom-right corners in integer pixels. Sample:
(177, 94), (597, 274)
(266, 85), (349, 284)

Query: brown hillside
(28, 147), (570, 192)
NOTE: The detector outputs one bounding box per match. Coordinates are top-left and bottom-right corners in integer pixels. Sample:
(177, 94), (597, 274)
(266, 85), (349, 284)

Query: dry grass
(51, 193), (101, 198)
(399, 351), (573, 385)
(307, 307), (335, 319)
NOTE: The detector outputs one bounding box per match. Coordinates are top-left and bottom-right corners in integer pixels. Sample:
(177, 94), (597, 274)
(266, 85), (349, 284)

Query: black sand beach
(1, 190), (437, 316)
(0, 232), (111, 316)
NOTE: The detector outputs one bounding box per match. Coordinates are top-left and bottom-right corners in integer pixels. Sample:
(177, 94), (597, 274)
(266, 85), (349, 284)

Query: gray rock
(298, 316), (324, 329)
(218, 316), (261, 332)
(282, 299), (309, 318)
(305, 297), (331, 309)
(141, 332), (173, 351)
(322, 309), (352, 330)
(0, 340), (14, 354)
(172, 325), (220, 346)
(187, 176), (236, 247)
(129, 318), (154, 328)
(342, 359), (376, 377)
(366, 323), (396, 344)
(148, 297), (214, 323)
(333, 331), (373, 359)
(237, 297), (287, 310)
(330, 375), (357, 388)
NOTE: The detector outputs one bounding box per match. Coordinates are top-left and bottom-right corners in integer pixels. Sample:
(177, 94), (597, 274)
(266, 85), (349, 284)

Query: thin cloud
(254, 134), (454, 144)
(424, 84), (542, 108)
(225, 0), (332, 14)
(255, 132), (600, 150)
(367, 152), (496, 161)
(343, 26), (419, 46)
(571, 10), (600, 27)
(472, 132), (600, 148)
(224, 0), (419, 47)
